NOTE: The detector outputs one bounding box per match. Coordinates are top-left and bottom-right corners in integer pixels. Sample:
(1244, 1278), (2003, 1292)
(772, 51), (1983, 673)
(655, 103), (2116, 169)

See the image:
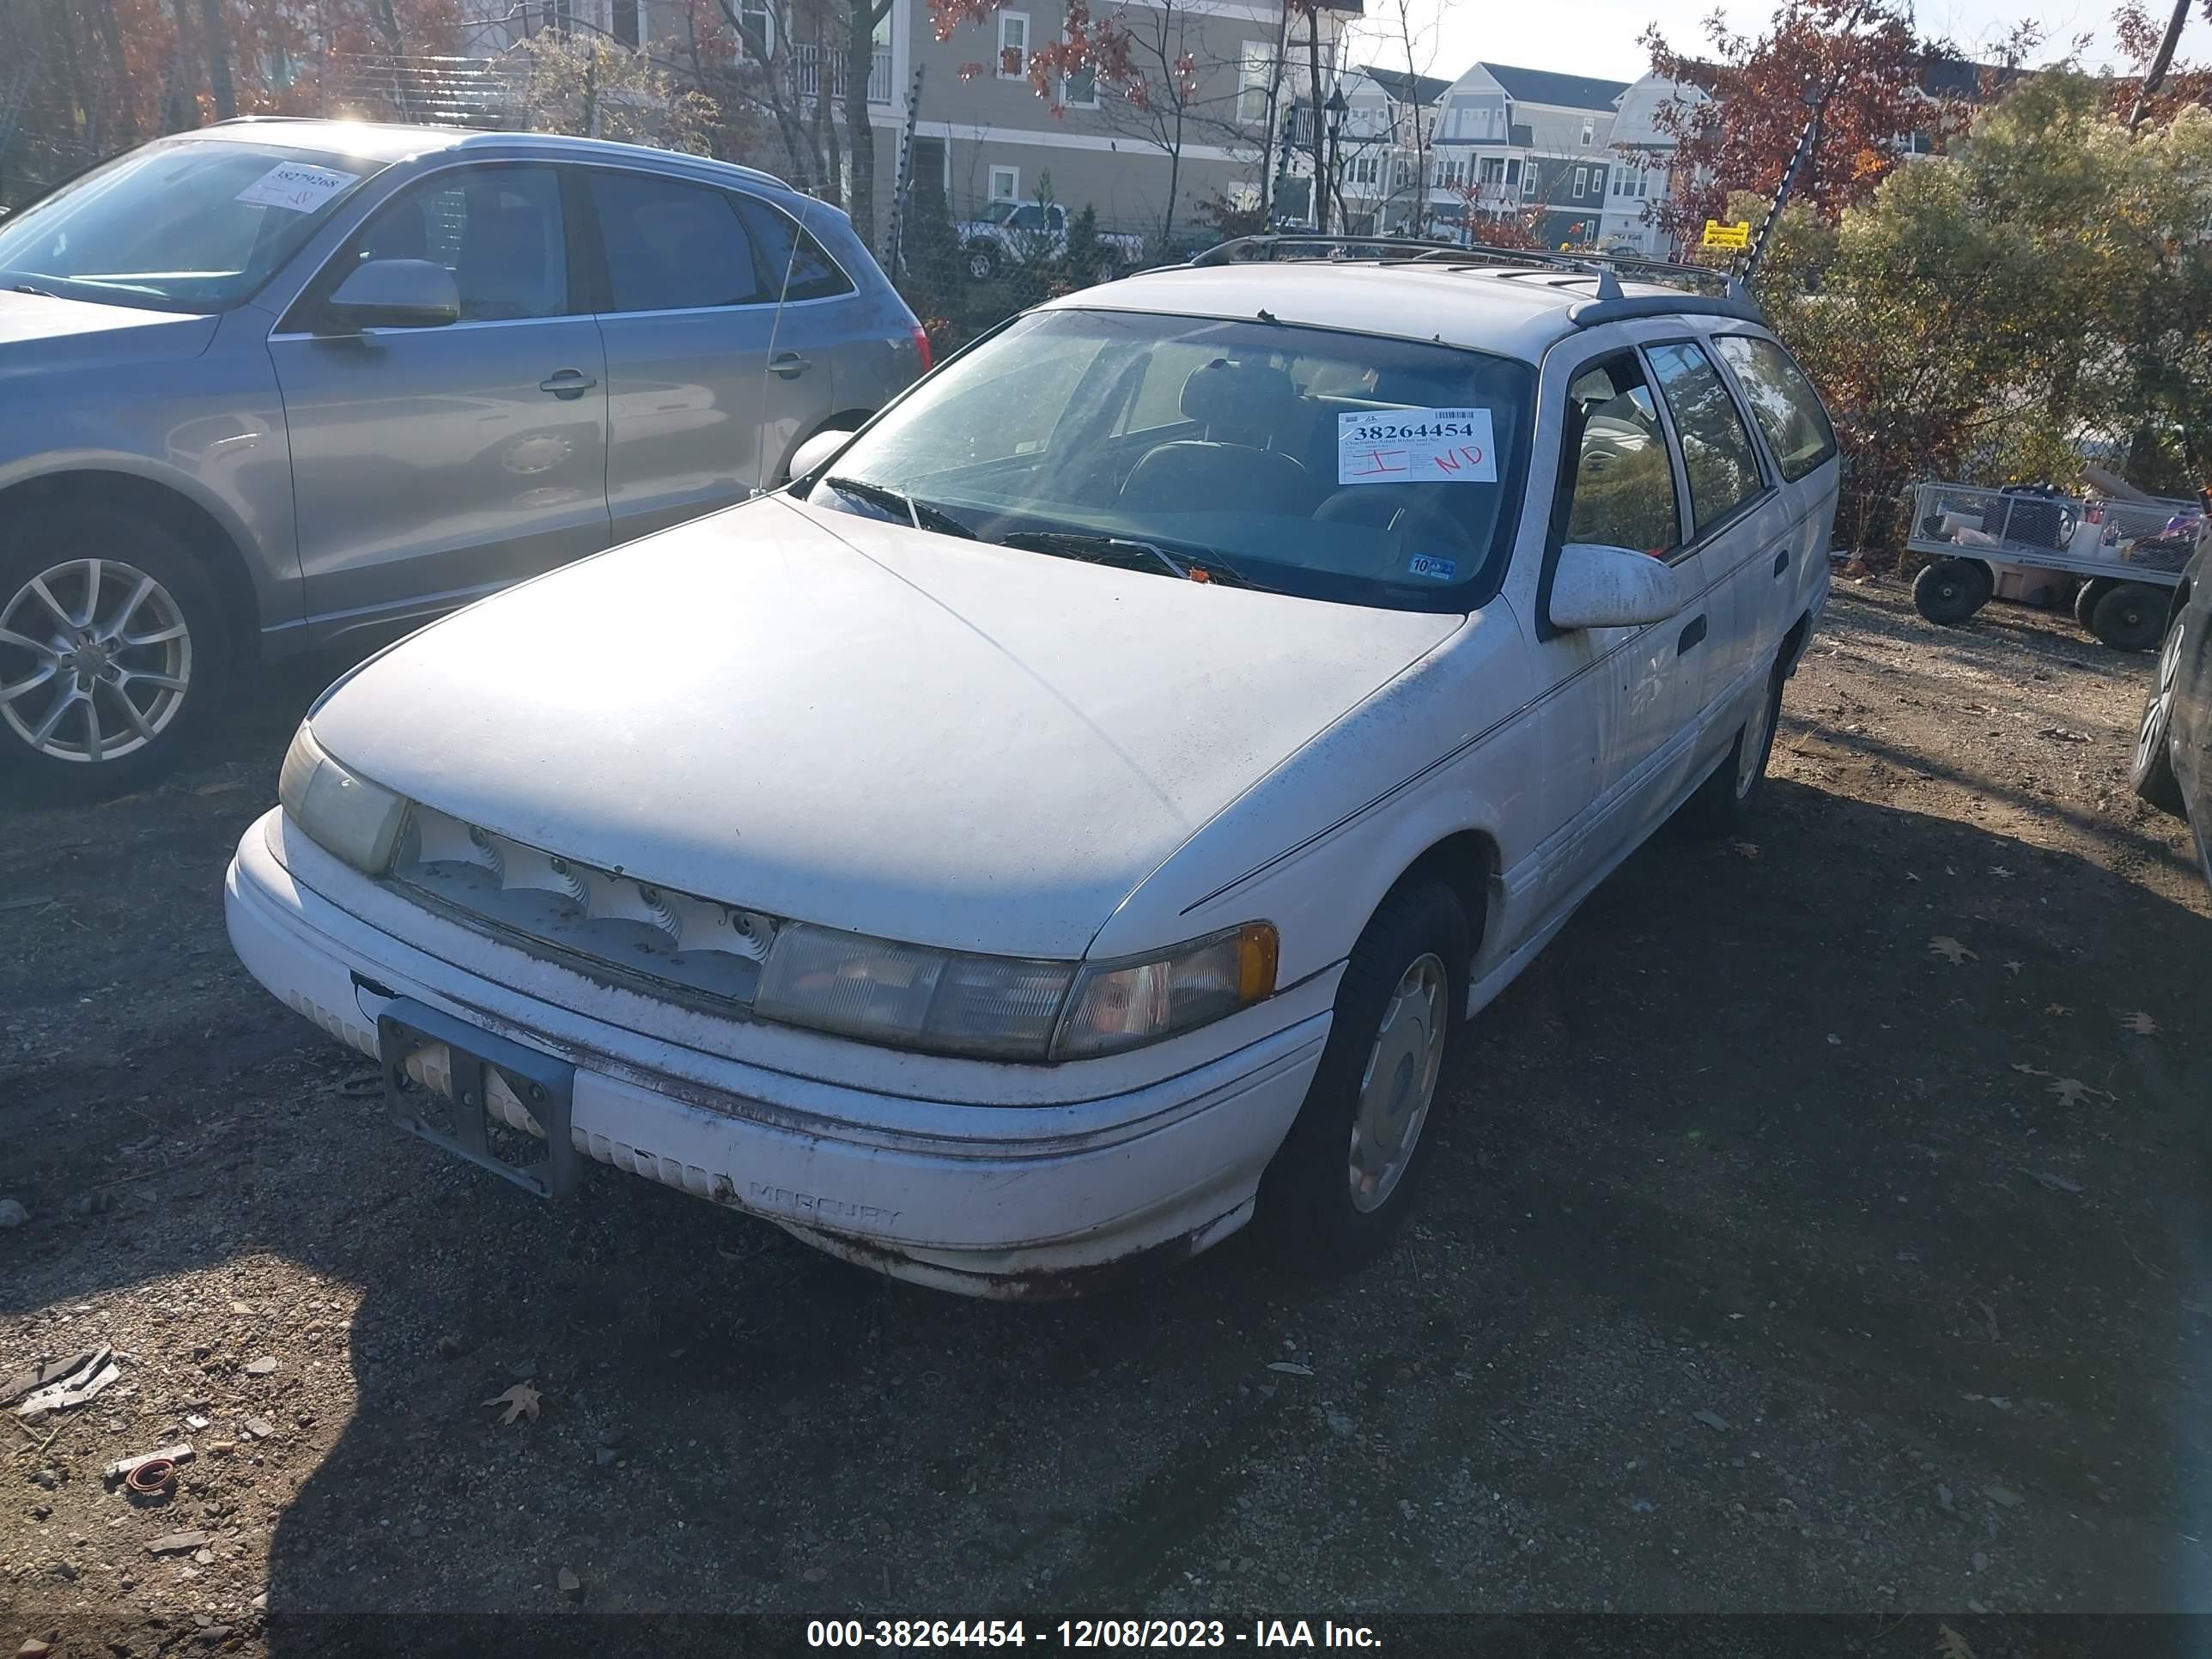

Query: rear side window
(733, 196), (857, 302)
(589, 171), (765, 311)
(1714, 335), (1838, 483)
(1645, 341), (1765, 536)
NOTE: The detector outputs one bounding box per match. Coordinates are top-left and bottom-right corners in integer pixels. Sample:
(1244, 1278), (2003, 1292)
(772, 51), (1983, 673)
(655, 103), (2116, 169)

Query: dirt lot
(3, 579), (2209, 1656)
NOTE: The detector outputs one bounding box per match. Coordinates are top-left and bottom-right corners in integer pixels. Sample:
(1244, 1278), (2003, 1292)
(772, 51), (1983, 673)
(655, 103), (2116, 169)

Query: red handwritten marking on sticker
(1350, 447), (1409, 477)
(1430, 449), (1462, 474)
(1456, 446), (1485, 468)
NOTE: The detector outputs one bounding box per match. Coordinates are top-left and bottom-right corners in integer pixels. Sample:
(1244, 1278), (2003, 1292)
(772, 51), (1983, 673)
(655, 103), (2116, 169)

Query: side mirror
(1548, 541), (1687, 629)
(326, 258), (460, 331)
(787, 426), (854, 486)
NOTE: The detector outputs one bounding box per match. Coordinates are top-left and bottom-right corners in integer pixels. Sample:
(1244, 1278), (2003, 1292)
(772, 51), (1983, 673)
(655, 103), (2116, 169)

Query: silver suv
(0, 119), (925, 795)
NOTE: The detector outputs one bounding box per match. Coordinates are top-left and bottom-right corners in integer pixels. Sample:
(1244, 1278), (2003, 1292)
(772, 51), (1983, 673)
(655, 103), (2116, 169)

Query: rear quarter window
(1715, 335), (1838, 483)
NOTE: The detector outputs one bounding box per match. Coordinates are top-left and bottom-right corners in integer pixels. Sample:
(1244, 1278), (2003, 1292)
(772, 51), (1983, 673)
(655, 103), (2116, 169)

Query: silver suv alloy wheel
(0, 557), (193, 764)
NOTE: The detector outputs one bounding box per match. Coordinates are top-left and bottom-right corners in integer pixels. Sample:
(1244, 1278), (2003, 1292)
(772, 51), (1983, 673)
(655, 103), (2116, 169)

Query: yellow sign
(1701, 218), (1752, 250)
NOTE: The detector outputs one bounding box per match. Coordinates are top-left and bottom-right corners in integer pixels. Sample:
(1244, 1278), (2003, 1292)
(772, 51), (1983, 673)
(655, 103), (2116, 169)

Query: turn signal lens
(1052, 923), (1279, 1060)
(277, 723), (411, 876)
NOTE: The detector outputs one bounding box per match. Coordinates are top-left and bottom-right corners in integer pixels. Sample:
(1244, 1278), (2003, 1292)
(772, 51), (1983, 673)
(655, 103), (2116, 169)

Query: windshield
(0, 140), (386, 313)
(805, 308), (1534, 611)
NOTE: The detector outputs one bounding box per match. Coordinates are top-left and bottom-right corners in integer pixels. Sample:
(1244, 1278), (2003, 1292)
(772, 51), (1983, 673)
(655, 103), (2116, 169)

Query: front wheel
(963, 241), (1001, 282)
(0, 505), (230, 802)
(1260, 878), (1469, 1273)
(2131, 612), (2188, 816)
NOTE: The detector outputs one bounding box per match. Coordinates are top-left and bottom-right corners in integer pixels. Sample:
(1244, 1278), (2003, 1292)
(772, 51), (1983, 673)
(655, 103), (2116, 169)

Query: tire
(2090, 581), (2166, 652)
(964, 241), (1001, 282)
(2131, 612), (2188, 816)
(0, 503), (230, 803)
(1680, 656), (1784, 837)
(1259, 878), (1469, 1274)
(1912, 558), (1992, 625)
(2074, 577), (2114, 629)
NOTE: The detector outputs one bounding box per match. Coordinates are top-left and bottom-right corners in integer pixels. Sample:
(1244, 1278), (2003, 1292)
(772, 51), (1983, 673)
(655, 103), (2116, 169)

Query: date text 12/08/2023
(805, 1619), (1385, 1649)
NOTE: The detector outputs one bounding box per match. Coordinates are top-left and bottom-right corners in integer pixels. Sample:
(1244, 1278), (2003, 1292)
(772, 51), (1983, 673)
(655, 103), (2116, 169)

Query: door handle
(1678, 615), (1708, 654)
(1773, 549), (1790, 577)
(769, 352), (811, 380)
(538, 370), (597, 398)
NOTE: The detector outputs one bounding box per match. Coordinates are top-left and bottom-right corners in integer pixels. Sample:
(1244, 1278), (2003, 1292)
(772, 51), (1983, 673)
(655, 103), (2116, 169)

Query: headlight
(1052, 923), (1279, 1060)
(277, 722), (412, 876)
(752, 920), (1278, 1062)
(755, 923), (1075, 1059)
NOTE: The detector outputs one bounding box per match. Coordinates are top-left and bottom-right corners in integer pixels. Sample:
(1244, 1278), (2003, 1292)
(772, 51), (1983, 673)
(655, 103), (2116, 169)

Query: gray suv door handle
(769, 353), (811, 380)
(538, 369), (598, 398)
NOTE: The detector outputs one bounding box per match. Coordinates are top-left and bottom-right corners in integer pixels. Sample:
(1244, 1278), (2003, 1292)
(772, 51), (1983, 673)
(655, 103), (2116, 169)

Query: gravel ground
(3, 579), (2209, 1657)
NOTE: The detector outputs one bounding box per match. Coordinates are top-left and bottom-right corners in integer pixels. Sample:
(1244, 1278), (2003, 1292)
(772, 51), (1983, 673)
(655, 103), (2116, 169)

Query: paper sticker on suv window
(1339, 408), (1497, 485)
(234, 163), (358, 215)
(1407, 555), (1458, 581)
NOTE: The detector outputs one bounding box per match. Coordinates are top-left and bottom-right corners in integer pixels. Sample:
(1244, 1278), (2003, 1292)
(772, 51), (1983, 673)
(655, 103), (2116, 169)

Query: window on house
(1573, 165), (1587, 197)
(1392, 155), (1413, 188)
(611, 0), (639, 46)
(1580, 120), (1594, 147)
(988, 164), (1019, 203)
(1237, 40), (1274, 125)
(737, 0), (772, 56)
(998, 11), (1029, 78)
(1522, 167), (1537, 198)
(1348, 154), (1379, 186)
(1480, 157), (1504, 185)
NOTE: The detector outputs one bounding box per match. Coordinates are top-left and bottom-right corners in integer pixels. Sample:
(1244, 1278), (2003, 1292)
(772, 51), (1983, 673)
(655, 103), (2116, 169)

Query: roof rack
(1182, 233), (1765, 327)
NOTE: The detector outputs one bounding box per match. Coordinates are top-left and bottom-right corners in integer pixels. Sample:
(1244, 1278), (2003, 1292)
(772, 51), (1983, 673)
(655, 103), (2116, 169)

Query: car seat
(1119, 359), (1316, 516)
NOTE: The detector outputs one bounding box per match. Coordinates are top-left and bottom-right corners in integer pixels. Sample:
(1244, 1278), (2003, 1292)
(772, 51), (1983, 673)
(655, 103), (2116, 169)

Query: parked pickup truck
(955, 201), (1146, 283)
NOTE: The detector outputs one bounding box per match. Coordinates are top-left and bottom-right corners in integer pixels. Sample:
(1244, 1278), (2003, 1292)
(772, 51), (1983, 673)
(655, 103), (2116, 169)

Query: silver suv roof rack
(1183, 234), (1765, 328)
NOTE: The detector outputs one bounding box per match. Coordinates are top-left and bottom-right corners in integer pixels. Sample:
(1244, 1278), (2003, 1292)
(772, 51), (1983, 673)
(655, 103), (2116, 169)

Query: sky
(1358, 0), (2182, 88)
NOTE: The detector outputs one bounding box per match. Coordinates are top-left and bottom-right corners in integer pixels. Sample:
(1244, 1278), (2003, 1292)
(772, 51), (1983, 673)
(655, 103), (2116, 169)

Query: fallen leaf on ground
(2044, 1004), (2073, 1017)
(2047, 1078), (2107, 1108)
(1989, 866), (2014, 879)
(2118, 1011), (2158, 1036)
(2003, 960), (2023, 975)
(1266, 1362), (1314, 1376)
(2009, 1062), (2048, 1077)
(1929, 936), (1977, 964)
(1938, 1621), (1979, 1659)
(2027, 1170), (2083, 1194)
(483, 1382), (542, 1425)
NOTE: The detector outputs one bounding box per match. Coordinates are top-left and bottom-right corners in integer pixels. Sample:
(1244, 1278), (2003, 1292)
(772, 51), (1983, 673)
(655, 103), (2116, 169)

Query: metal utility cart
(1905, 482), (2198, 650)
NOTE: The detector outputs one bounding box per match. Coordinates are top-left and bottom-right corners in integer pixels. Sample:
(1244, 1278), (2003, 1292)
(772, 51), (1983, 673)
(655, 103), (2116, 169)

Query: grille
(391, 805), (781, 1007)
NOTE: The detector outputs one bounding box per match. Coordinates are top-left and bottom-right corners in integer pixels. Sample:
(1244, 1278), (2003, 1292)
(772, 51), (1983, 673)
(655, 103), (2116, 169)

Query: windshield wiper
(9, 283), (58, 299)
(998, 530), (1267, 590)
(821, 476), (976, 541)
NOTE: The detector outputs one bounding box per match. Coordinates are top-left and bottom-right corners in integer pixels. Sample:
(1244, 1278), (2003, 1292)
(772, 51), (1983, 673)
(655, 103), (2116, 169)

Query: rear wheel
(2131, 612), (2188, 816)
(964, 241), (1001, 282)
(1261, 878), (1468, 1274)
(2090, 581), (2166, 652)
(1680, 658), (1784, 837)
(1912, 558), (1991, 625)
(0, 505), (229, 801)
(2074, 577), (2115, 629)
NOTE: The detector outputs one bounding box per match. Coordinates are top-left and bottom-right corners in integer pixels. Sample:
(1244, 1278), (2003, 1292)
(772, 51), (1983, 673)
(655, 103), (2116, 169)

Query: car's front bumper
(222, 811), (1328, 1297)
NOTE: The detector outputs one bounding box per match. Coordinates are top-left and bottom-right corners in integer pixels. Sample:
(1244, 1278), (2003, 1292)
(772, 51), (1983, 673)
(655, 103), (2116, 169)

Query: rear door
(1711, 332), (1840, 654)
(1641, 337), (1784, 768)
(584, 168), (837, 544)
(271, 162), (611, 636)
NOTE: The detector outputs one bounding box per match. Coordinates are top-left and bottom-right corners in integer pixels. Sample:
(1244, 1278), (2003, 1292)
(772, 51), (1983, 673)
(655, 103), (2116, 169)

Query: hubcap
(1736, 681), (1775, 797)
(2138, 622), (2183, 774)
(0, 557), (192, 764)
(1347, 952), (1448, 1214)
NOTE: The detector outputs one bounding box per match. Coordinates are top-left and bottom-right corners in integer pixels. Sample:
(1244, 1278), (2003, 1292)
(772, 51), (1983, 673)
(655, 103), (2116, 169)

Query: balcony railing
(796, 43), (892, 106)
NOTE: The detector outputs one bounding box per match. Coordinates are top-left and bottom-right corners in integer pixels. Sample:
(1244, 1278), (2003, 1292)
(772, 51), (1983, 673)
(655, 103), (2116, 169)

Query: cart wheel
(2088, 581), (2166, 652)
(1912, 558), (1992, 625)
(2073, 577), (2114, 629)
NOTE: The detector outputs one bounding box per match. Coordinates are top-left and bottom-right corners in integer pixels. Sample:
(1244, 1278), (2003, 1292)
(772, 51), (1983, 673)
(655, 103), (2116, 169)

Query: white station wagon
(224, 243), (1839, 1297)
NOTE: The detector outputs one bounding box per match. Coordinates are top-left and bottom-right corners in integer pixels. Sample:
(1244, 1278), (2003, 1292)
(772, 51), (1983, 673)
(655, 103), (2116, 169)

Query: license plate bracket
(376, 998), (579, 1199)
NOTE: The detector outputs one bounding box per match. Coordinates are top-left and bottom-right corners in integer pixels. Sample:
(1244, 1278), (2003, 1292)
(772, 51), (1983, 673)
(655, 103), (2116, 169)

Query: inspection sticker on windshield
(234, 162), (358, 214)
(1338, 408), (1497, 485)
(1407, 555), (1458, 581)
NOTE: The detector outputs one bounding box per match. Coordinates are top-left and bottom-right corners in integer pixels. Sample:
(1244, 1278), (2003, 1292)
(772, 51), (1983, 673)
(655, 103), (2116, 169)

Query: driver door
(1530, 347), (1710, 892)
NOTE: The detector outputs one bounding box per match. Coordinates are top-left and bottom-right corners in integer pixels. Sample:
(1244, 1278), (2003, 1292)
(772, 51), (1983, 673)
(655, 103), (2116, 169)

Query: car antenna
(1735, 0), (1869, 296)
(1256, 307), (1278, 323)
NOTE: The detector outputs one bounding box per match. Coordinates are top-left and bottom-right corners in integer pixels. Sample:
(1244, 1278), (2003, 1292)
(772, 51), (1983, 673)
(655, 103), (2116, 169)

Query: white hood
(311, 495), (1462, 958)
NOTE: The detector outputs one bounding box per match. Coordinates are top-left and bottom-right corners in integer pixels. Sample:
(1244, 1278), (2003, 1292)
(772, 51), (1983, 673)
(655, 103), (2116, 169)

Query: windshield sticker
(1338, 408), (1498, 485)
(1407, 555), (1459, 581)
(234, 162), (359, 215)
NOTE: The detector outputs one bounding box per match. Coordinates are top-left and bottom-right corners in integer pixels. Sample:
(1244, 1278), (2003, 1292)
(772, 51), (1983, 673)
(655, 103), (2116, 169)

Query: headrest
(1179, 357), (1297, 439)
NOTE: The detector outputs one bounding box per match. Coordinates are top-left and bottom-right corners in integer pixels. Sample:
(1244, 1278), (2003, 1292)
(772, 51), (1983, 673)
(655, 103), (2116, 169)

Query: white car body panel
(224, 264), (1840, 1295)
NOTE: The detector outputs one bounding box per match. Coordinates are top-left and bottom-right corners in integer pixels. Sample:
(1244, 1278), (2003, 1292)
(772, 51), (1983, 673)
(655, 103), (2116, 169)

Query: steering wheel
(1314, 485), (1479, 571)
